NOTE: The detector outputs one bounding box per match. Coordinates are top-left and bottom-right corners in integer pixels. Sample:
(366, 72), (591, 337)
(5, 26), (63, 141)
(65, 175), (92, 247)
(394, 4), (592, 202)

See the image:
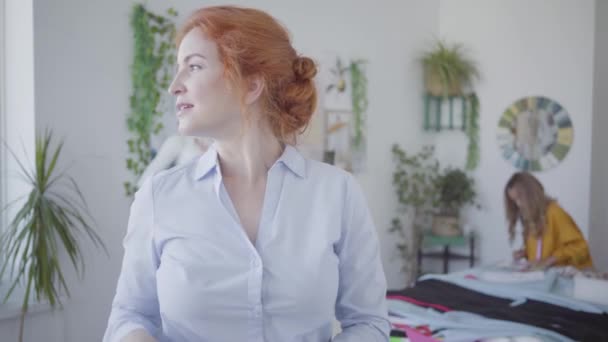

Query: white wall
(0, 1), (439, 341)
(590, 0), (608, 271)
(2, 0), (36, 227)
(436, 0), (596, 264)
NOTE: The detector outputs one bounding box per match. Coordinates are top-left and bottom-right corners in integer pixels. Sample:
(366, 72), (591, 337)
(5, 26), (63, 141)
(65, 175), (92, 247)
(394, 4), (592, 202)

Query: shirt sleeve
(332, 174), (391, 342)
(103, 178), (162, 342)
(548, 204), (592, 267)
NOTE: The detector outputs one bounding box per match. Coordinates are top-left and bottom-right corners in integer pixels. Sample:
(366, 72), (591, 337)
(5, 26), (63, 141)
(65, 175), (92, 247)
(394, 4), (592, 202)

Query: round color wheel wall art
(497, 96), (573, 171)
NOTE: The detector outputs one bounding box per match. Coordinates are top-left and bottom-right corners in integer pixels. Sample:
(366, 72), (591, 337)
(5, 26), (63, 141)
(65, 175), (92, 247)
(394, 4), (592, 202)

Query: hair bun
(293, 56), (317, 81)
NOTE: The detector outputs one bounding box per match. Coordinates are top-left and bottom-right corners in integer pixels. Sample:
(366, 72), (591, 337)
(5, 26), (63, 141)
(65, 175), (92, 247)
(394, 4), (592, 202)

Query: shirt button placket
(248, 254), (264, 340)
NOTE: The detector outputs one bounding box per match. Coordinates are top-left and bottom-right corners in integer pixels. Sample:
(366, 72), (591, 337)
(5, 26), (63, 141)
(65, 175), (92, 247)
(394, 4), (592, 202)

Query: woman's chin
(177, 122), (197, 136)
(177, 120), (210, 137)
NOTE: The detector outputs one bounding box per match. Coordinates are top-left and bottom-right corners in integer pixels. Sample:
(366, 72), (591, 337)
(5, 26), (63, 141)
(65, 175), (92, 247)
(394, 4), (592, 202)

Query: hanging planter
(425, 71), (462, 97)
(421, 40), (480, 97)
(420, 40), (481, 170)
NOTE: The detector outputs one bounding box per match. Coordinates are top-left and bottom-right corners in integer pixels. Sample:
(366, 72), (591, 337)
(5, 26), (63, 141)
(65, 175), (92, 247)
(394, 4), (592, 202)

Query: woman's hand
(512, 249), (526, 261)
(524, 256), (557, 271)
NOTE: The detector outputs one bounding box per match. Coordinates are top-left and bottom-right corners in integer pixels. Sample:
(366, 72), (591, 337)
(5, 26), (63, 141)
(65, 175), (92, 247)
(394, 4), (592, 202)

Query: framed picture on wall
(497, 96), (573, 171)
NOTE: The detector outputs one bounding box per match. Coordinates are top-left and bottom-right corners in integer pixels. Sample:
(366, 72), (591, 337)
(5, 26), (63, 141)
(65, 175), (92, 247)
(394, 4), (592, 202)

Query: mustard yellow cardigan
(525, 202), (593, 269)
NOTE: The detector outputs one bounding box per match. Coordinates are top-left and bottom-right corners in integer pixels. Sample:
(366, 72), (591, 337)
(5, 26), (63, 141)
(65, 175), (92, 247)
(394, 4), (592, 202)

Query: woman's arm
(121, 329), (158, 342)
(548, 204), (592, 267)
(332, 175), (390, 342)
(103, 178), (162, 342)
(137, 136), (184, 188)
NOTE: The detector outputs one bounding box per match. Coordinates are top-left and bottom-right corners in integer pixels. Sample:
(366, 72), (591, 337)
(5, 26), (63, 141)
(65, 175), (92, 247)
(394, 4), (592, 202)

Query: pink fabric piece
(402, 325), (440, 342)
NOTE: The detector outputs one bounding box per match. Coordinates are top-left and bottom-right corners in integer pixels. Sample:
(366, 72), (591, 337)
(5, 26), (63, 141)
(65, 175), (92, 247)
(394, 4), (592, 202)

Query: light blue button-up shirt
(103, 144), (390, 342)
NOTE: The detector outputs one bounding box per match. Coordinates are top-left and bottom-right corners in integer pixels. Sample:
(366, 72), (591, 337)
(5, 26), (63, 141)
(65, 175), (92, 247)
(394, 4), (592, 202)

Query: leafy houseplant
(0, 130), (106, 342)
(389, 144), (440, 284)
(421, 40), (480, 97)
(124, 4), (178, 196)
(431, 168), (478, 236)
(435, 168), (477, 216)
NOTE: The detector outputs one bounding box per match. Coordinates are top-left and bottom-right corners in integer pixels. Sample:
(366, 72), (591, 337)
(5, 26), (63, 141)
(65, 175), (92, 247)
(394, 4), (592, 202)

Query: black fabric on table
(387, 279), (608, 341)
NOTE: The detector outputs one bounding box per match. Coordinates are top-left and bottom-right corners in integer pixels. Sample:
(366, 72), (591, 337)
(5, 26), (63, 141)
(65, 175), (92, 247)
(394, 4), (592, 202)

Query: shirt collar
(194, 143), (306, 180)
(193, 143), (306, 181)
(194, 143), (219, 181)
(276, 144), (306, 178)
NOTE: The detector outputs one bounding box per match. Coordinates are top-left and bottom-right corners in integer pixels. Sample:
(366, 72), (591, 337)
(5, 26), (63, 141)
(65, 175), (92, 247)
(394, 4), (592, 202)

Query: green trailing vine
(465, 93), (480, 170)
(350, 60), (368, 147)
(325, 57), (368, 149)
(124, 4), (177, 196)
(422, 94), (480, 170)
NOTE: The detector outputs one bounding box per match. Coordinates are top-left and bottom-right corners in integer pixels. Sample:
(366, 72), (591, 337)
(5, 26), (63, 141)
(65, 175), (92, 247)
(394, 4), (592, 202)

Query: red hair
(176, 6), (317, 143)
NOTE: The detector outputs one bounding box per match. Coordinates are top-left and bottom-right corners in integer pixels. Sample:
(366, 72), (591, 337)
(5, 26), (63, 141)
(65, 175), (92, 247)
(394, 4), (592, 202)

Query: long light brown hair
(504, 172), (554, 243)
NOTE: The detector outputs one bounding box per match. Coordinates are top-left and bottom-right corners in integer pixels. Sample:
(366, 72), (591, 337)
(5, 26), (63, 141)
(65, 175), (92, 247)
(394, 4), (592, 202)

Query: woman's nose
(168, 76), (185, 95)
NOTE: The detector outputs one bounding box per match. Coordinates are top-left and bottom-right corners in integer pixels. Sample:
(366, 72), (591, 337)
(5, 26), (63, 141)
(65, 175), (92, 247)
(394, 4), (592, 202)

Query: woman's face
(507, 186), (523, 208)
(168, 28), (242, 137)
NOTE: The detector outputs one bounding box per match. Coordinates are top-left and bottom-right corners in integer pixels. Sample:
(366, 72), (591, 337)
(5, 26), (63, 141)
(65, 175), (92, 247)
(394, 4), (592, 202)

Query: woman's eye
(189, 64), (203, 71)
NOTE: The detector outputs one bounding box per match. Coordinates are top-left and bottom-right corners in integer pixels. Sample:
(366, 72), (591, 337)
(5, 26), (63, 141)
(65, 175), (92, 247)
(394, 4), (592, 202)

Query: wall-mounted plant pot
(424, 71), (462, 97)
(431, 214), (462, 237)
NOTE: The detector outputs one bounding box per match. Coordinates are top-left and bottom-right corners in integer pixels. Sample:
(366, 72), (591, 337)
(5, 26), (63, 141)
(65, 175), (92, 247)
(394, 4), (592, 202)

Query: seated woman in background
(505, 172), (593, 270)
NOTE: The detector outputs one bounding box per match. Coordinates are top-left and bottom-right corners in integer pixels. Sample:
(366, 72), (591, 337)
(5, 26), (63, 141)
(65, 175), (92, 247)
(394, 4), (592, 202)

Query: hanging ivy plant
(350, 60), (368, 148)
(124, 4), (178, 196)
(465, 93), (480, 170)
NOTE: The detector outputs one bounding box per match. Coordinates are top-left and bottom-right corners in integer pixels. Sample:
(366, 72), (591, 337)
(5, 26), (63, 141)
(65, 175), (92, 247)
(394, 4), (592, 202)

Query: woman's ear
(244, 75), (265, 105)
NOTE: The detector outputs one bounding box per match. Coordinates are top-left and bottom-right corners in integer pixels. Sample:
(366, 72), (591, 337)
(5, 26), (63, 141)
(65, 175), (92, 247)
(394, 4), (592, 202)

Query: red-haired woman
(104, 6), (389, 342)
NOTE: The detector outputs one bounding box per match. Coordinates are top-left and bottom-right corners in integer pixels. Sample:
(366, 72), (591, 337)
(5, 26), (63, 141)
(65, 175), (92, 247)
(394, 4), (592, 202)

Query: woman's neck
(215, 119), (284, 183)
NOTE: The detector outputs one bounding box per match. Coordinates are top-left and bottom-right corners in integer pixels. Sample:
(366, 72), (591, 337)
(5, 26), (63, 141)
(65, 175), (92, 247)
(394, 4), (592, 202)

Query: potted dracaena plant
(0, 130), (106, 342)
